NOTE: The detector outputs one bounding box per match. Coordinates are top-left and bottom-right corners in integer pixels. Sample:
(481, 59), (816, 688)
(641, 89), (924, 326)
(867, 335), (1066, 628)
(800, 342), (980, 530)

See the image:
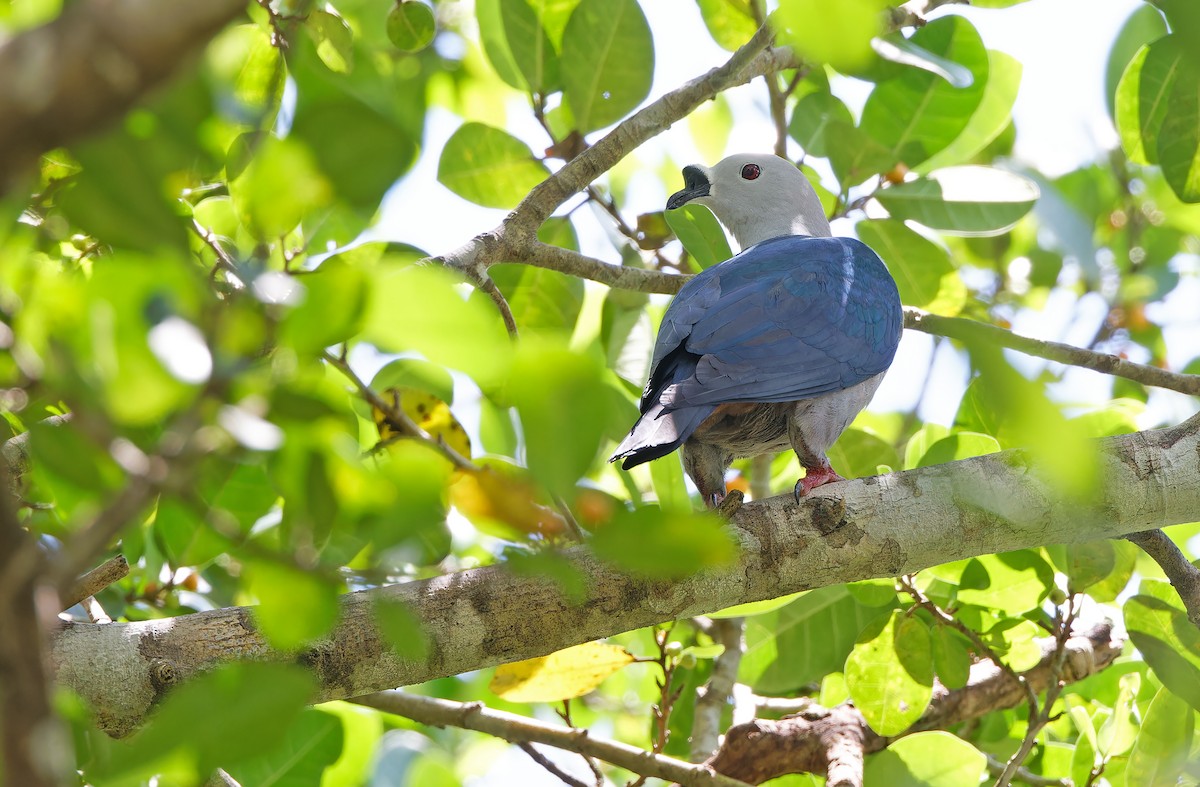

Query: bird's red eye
(741, 163), (761, 180)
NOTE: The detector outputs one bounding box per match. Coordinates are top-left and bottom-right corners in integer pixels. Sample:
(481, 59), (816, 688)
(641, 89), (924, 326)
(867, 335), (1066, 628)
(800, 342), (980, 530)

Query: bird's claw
(792, 466), (847, 503)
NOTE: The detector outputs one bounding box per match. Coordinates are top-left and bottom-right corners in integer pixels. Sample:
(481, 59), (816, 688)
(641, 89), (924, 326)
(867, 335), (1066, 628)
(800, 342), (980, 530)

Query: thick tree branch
(353, 691), (751, 787)
(691, 618), (745, 762)
(1125, 529), (1200, 627)
(0, 0), (249, 191)
(49, 414), (1200, 737)
(706, 623), (1122, 785)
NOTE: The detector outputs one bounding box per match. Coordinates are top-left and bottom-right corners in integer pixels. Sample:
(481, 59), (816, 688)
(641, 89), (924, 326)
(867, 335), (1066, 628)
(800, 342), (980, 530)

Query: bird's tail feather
(610, 402), (714, 470)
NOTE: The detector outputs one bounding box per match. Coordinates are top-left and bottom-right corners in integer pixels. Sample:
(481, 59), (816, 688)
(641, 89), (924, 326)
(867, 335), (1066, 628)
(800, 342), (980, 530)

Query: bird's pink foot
(792, 465), (846, 502)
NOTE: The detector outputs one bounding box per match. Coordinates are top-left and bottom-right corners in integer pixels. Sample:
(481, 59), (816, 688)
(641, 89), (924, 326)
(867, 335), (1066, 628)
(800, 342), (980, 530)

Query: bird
(610, 153), (903, 506)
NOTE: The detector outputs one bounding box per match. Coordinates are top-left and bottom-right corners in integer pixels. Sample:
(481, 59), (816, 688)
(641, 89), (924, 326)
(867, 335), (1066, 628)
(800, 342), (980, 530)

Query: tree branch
(49, 414), (1200, 737)
(352, 691), (751, 787)
(62, 554), (129, 612)
(0, 0), (249, 192)
(1125, 529), (1200, 627)
(691, 618), (745, 762)
(706, 623), (1122, 784)
(904, 308), (1200, 397)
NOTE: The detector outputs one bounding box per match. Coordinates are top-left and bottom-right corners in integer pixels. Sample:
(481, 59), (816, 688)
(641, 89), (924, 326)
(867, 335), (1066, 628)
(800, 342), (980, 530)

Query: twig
(1124, 529), (1200, 628)
(352, 691), (751, 787)
(984, 753), (1068, 787)
(320, 350), (478, 474)
(691, 618), (745, 762)
(519, 742), (591, 787)
(473, 272), (519, 338)
(904, 308), (1200, 397)
(706, 623), (1122, 785)
(81, 596), (113, 624)
(62, 554), (129, 611)
(993, 597), (1079, 787)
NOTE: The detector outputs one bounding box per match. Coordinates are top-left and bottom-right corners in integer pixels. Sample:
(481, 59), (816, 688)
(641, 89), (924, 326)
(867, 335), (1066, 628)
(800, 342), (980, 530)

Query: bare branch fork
(49, 413), (1200, 737)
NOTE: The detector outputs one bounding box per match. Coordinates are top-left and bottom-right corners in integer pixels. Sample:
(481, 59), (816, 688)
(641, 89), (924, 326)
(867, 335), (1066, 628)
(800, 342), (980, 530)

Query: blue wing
(642, 235), (902, 413)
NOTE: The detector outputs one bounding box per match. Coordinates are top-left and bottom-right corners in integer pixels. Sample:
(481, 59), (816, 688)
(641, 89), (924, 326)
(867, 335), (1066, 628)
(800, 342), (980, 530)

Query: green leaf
(1097, 671), (1140, 757)
(387, 1), (436, 52)
(649, 452), (691, 514)
(789, 91), (855, 159)
(363, 262), (512, 386)
(916, 49), (1022, 173)
(230, 135), (332, 239)
(590, 506), (736, 579)
(916, 431), (1001, 467)
(506, 342), (610, 495)
(846, 578), (898, 607)
(828, 427), (902, 480)
(931, 626), (971, 690)
(740, 586), (898, 693)
(774, 0), (888, 73)
(250, 562), (340, 650)
(489, 263), (584, 335)
(875, 166), (1040, 235)
(279, 258), (369, 354)
(560, 0), (654, 132)
(1126, 685), (1196, 787)
(859, 16), (989, 169)
(862, 731), (987, 786)
(826, 120), (896, 187)
(369, 358), (456, 405)
(437, 122), (551, 209)
(206, 24), (285, 117)
(1157, 56), (1200, 202)
(317, 703), (383, 787)
(1087, 539), (1139, 602)
(305, 10), (354, 73)
(709, 591), (806, 619)
(225, 708), (344, 787)
(1116, 35), (1184, 166)
(845, 610), (934, 736)
(855, 219), (959, 312)
(871, 34), (974, 88)
(291, 96), (419, 214)
(694, 0), (756, 51)
(955, 550), (1054, 615)
(1124, 579), (1200, 712)
(1064, 540), (1117, 594)
(665, 203), (734, 269)
(1105, 5), (1169, 120)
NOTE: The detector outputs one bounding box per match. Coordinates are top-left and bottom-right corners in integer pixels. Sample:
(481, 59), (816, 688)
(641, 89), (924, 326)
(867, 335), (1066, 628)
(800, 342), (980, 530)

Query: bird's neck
(724, 196), (832, 248)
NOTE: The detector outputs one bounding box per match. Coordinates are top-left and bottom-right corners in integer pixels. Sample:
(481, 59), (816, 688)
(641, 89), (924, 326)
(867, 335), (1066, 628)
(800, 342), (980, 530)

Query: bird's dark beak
(666, 165), (711, 210)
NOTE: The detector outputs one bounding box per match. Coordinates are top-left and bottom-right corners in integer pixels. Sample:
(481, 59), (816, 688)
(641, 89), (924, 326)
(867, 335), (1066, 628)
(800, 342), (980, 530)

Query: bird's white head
(666, 153), (831, 249)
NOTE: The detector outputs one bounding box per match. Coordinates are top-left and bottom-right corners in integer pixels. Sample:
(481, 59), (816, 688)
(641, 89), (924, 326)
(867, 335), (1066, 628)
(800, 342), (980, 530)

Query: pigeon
(610, 153), (903, 506)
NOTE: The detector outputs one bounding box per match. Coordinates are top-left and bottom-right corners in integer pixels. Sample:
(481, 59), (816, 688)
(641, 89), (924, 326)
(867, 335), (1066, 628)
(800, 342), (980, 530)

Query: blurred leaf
(1087, 539), (1139, 603)
(775, 0), (887, 72)
(374, 598), (429, 661)
(250, 562), (340, 650)
(695, 0), (757, 51)
(438, 122), (550, 208)
(856, 219), (957, 311)
(846, 579), (898, 607)
(490, 642), (634, 702)
(875, 166), (1039, 235)
(688, 94), (735, 161)
(931, 626), (970, 690)
(859, 16), (988, 169)
(206, 24), (285, 120)
(1126, 685), (1195, 787)
(502, 0), (560, 92)
(364, 263), (512, 386)
(1065, 540), (1116, 594)
(862, 731), (987, 786)
(95, 663), (314, 782)
(450, 463), (568, 539)
(1106, 5), (1170, 119)
(903, 423), (950, 470)
(709, 591), (806, 619)
(1097, 672), (1140, 757)
(305, 10), (354, 73)
(225, 708), (344, 787)
(828, 426), (901, 479)
(560, 0), (654, 132)
(956, 550), (1053, 615)
(230, 135), (332, 239)
(1157, 55), (1200, 202)
(916, 432), (1000, 467)
(740, 586), (896, 692)
(369, 359), (456, 405)
(387, 1), (436, 52)
(649, 451), (691, 514)
(1124, 578), (1200, 712)
(665, 203), (734, 269)
(490, 263), (584, 334)
(280, 259), (369, 354)
(826, 119), (896, 187)
(591, 506), (736, 579)
(1116, 36), (1182, 166)
(916, 49), (1022, 173)
(507, 341), (610, 495)
(846, 610), (933, 736)
(316, 703), (382, 787)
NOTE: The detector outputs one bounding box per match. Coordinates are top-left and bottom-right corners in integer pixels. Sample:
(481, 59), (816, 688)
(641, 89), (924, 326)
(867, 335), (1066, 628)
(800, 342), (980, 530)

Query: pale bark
(50, 413), (1200, 737)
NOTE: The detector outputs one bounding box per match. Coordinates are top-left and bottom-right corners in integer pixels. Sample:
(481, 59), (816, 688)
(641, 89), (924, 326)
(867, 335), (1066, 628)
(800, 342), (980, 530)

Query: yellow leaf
(489, 642), (635, 703)
(450, 463), (567, 539)
(372, 386), (471, 458)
